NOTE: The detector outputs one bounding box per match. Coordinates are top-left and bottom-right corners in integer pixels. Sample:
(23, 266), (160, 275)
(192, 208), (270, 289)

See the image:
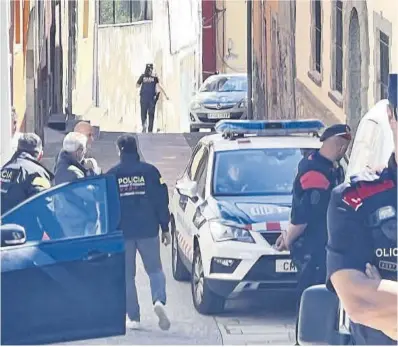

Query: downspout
(247, 0), (253, 119)
(67, 0), (73, 119)
(93, 0), (99, 107)
(263, 0), (268, 119)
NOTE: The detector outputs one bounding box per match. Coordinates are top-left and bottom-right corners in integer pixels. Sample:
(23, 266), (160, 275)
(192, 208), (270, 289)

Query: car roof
(200, 133), (322, 152)
(205, 73), (247, 80)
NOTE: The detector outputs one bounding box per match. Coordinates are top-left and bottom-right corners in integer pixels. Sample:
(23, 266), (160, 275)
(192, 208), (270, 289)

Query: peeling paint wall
(97, 0), (202, 133)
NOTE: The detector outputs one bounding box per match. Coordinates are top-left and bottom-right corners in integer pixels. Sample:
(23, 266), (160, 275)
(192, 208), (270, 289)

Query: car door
(1, 175), (126, 345)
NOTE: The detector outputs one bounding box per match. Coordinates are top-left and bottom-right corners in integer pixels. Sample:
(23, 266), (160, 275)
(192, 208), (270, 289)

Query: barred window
(335, 0), (343, 93)
(379, 31), (390, 100)
(99, 0), (153, 25)
(314, 0), (322, 73)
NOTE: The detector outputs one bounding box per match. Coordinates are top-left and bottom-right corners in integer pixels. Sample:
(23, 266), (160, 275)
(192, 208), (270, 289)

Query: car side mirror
(298, 285), (351, 345)
(1, 224), (27, 247)
(176, 180), (198, 200)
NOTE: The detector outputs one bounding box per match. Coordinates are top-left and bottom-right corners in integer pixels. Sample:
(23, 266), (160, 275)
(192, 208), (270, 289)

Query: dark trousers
(294, 258), (326, 345)
(140, 98), (156, 133)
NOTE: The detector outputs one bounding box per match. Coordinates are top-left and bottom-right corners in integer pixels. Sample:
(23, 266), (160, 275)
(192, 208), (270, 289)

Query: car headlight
(209, 222), (255, 243)
(238, 99), (247, 108)
(191, 102), (201, 110)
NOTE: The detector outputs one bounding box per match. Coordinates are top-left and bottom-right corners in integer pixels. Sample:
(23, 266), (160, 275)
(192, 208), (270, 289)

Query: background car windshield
(213, 148), (312, 196)
(200, 76), (247, 92)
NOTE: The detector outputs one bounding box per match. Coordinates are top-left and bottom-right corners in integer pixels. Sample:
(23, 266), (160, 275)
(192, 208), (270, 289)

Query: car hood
(204, 195), (292, 226)
(193, 91), (246, 104)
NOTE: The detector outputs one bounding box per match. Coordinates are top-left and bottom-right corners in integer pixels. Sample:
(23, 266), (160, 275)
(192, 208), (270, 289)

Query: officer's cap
(388, 73), (397, 119)
(146, 63), (153, 69)
(319, 124), (352, 142)
(117, 134), (138, 154)
(17, 133), (43, 156)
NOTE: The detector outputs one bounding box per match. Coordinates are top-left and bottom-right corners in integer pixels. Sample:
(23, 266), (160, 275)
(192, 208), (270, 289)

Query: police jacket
(326, 154), (397, 345)
(1, 151), (53, 215)
(290, 150), (344, 263)
(107, 152), (170, 239)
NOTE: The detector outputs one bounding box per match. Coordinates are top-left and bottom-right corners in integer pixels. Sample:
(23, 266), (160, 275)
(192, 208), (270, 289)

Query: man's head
(144, 63), (154, 76)
(319, 124), (352, 161)
(74, 121), (94, 147)
(11, 107), (17, 136)
(116, 134), (139, 157)
(387, 73), (397, 156)
(18, 133), (43, 161)
(63, 132), (88, 163)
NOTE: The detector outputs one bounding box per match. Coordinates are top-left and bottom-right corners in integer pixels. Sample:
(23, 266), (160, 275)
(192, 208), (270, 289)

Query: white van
(346, 99), (394, 179)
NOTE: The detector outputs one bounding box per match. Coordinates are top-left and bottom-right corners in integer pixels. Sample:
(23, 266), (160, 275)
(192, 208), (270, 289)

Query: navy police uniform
(290, 124), (349, 289)
(326, 73), (398, 345)
(326, 154), (397, 345)
(107, 134), (170, 239)
(1, 134), (53, 215)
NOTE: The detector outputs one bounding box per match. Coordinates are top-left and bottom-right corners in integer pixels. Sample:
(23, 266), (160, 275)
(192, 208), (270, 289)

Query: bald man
(54, 121), (101, 175)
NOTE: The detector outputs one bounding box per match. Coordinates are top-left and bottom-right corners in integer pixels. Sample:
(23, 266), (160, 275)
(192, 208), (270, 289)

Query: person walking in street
(326, 74), (398, 345)
(275, 124), (351, 345)
(136, 63), (169, 133)
(107, 133), (171, 331)
(1, 133), (52, 215)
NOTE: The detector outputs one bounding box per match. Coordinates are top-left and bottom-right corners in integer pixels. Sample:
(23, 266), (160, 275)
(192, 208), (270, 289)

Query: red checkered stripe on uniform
(249, 220), (289, 232)
(177, 231), (193, 262)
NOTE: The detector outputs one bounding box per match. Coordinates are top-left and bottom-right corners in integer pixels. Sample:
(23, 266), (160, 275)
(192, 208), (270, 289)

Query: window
(271, 16), (278, 105)
(314, 0), (322, 73)
(379, 31), (390, 100)
(212, 148), (310, 196)
(99, 0), (153, 25)
(194, 149), (209, 198)
(335, 0), (343, 93)
(2, 179), (110, 242)
(83, 0), (89, 39)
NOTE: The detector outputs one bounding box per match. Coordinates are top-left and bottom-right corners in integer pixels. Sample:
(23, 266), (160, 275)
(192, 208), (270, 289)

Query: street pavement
(44, 128), (296, 345)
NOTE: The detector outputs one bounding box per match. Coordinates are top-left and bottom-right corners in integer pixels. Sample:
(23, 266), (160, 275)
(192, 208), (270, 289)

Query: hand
(274, 230), (289, 251)
(166, 96), (170, 101)
(162, 232), (171, 246)
(84, 158), (101, 174)
(365, 263), (382, 280)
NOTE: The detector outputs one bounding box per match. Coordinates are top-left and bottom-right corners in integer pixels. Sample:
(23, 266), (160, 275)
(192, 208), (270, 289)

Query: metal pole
(247, 0), (253, 119)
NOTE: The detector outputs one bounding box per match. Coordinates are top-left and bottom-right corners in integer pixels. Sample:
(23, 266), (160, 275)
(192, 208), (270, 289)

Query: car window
(212, 148), (311, 196)
(2, 178), (110, 242)
(199, 76), (247, 92)
(195, 148), (209, 198)
(188, 144), (205, 180)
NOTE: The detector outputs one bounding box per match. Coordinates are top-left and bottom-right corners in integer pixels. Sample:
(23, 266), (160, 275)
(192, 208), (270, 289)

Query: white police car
(170, 119), (334, 314)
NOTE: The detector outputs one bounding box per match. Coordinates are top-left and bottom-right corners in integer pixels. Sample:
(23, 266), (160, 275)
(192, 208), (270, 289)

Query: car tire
(190, 126), (199, 133)
(191, 247), (225, 315)
(171, 220), (190, 281)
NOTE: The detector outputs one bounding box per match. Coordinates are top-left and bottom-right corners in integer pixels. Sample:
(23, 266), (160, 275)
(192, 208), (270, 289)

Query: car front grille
(197, 112), (244, 123)
(243, 255), (299, 282)
(203, 104), (235, 110)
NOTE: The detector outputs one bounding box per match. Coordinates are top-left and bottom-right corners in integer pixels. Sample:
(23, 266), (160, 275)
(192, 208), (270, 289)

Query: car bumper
(189, 108), (247, 128)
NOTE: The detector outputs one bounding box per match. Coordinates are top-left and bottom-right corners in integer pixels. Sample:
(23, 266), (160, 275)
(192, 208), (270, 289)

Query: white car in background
(169, 119), (347, 314)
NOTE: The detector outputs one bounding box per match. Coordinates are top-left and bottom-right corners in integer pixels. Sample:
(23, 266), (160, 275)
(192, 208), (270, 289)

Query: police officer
(326, 74), (398, 344)
(1, 133), (52, 215)
(107, 134), (171, 331)
(136, 63), (169, 133)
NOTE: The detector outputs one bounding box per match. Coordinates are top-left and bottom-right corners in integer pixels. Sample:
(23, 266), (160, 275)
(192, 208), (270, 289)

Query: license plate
(208, 113), (230, 119)
(275, 259), (297, 273)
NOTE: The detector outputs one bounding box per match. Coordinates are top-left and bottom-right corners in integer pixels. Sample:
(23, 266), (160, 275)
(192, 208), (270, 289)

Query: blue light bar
(215, 119), (325, 136)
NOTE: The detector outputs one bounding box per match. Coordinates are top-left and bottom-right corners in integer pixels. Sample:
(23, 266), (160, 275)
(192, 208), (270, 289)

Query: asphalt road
(44, 129), (296, 345)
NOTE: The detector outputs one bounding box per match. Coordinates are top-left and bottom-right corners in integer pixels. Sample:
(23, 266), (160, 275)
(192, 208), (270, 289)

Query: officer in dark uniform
(326, 73), (398, 345)
(107, 133), (171, 331)
(1, 133), (52, 215)
(136, 63), (169, 133)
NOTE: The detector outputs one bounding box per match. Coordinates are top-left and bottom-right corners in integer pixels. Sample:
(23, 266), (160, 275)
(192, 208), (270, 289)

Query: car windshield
(212, 148), (314, 196)
(200, 76), (247, 92)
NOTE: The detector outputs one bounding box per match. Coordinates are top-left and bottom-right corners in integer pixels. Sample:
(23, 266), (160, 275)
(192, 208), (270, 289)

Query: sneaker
(153, 301), (171, 331)
(126, 316), (140, 330)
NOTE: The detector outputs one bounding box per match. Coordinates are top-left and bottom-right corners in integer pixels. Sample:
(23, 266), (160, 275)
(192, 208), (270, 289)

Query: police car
(170, 119), (337, 314)
(1, 175), (126, 345)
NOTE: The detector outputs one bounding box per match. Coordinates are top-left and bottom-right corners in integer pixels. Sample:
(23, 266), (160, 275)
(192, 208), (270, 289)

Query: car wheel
(190, 126), (199, 133)
(191, 247), (225, 315)
(171, 220), (190, 281)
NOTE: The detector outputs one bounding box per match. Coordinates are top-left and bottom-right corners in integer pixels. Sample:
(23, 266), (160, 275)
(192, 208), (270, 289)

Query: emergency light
(215, 119), (325, 138)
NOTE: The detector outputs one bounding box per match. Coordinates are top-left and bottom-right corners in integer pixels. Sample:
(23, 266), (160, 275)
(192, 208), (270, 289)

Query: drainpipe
(247, 0), (253, 119)
(92, 0), (99, 107)
(67, 0), (73, 119)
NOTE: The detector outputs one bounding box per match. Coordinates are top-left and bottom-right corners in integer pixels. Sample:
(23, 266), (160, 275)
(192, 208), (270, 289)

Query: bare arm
(331, 269), (398, 340)
(156, 82), (169, 100)
(285, 223), (307, 248)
